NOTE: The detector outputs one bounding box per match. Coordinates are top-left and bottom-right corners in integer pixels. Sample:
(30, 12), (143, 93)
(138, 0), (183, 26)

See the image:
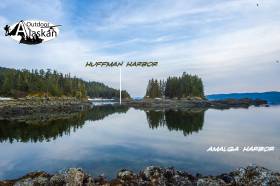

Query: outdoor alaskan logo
(4, 20), (61, 45)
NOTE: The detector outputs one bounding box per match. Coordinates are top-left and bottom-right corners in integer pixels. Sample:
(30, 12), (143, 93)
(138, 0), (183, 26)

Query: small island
(123, 73), (268, 109)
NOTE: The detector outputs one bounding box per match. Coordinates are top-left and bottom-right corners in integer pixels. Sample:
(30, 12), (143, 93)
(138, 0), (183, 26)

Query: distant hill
(207, 91), (280, 105)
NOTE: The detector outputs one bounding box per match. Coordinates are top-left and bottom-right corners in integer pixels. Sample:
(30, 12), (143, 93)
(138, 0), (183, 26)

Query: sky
(0, 0), (279, 97)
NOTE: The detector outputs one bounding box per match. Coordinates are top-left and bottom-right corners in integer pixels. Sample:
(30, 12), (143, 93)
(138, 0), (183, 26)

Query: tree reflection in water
(145, 109), (205, 136)
(0, 105), (129, 143)
(0, 106), (206, 143)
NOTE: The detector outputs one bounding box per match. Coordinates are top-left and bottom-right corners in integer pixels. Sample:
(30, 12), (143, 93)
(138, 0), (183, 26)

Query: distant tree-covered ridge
(0, 67), (130, 99)
(145, 72), (204, 99)
(85, 81), (130, 99)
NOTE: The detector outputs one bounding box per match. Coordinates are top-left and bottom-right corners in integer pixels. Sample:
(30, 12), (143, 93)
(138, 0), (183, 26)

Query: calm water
(0, 105), (279, 179)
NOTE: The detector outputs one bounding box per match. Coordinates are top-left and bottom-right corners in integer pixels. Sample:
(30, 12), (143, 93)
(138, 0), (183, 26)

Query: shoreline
(122, 98), (268, 110)
(0, 97), (92, 120)
(0, 97), (269, 119)
(0, 165), (279, 185)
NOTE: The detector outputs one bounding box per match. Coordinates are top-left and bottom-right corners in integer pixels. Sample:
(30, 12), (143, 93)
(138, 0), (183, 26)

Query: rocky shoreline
(122, 98), (268, 110)
(0, 97), (92, 120)
(0, 165), (279, 186)
(0, 97), (268, 119)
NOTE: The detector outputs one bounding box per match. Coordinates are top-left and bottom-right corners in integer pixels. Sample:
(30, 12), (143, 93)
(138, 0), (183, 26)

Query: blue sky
(0, 0), (280, 96)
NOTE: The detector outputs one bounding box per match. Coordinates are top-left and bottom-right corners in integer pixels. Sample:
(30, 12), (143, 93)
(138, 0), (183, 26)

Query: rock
(141, 166), (193, 185)
(109, 179), (123, 186)
(164, 167), (176, 180)
(14, 177), (49, 186)
(14, 178), (33, 186)
(0, 97), (92, 119)
(49, 174), (65, 185)
(64, 168), (96, 186)
(64, 168), (85, 186)
(12, 172), (50, 186)
(231, 165), (280, 185)
(197, 178), (226, 186)
(117, 169), (137, 181)
(143, 166), (160, 179)
(33, 176), (49, 185)
(93, 175), (107, 185)
(122, 98), (268, 110)
(218, 174), (234, 184)
(2, 165), (280, 186)
(171, 174), (192, 186)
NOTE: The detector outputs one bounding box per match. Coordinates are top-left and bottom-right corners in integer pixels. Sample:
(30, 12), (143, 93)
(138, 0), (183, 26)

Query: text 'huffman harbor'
(85, 61), (158, 67)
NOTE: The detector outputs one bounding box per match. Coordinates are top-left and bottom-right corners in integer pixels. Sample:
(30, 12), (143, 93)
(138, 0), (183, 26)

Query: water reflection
(0, 105), (129, 143)
(0, 106), (279, 180)
(146, 109), (205, 136)
(0, 106), (206, 143)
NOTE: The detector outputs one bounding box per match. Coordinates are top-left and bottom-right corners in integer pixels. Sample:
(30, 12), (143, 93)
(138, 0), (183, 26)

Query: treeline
(0, 67), (130, 99)
(145, 72), (204, 98)
(85, 81), (130, 99)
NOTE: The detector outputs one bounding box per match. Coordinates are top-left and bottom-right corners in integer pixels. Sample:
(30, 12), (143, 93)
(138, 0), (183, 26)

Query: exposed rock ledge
(0, 97), (91, 119)
(1, 165), (279, 186)
(122, 98), (268, 110)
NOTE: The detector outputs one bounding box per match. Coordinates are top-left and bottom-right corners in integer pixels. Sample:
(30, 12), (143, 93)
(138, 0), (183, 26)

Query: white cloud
(0, 0), (280, 96)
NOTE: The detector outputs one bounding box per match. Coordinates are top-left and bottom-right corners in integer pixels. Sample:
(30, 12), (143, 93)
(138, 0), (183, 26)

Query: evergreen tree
(145, 79), (162, 98)
(0, 67), (131, 99)
(145, 73), (205, 99)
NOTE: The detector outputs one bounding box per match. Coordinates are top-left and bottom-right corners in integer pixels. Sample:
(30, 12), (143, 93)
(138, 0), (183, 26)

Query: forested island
(0, 66), (131, 117)
(145, 72), (204, 99)
(0, 67), (130, 99)
(123, 73), (268, 109)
